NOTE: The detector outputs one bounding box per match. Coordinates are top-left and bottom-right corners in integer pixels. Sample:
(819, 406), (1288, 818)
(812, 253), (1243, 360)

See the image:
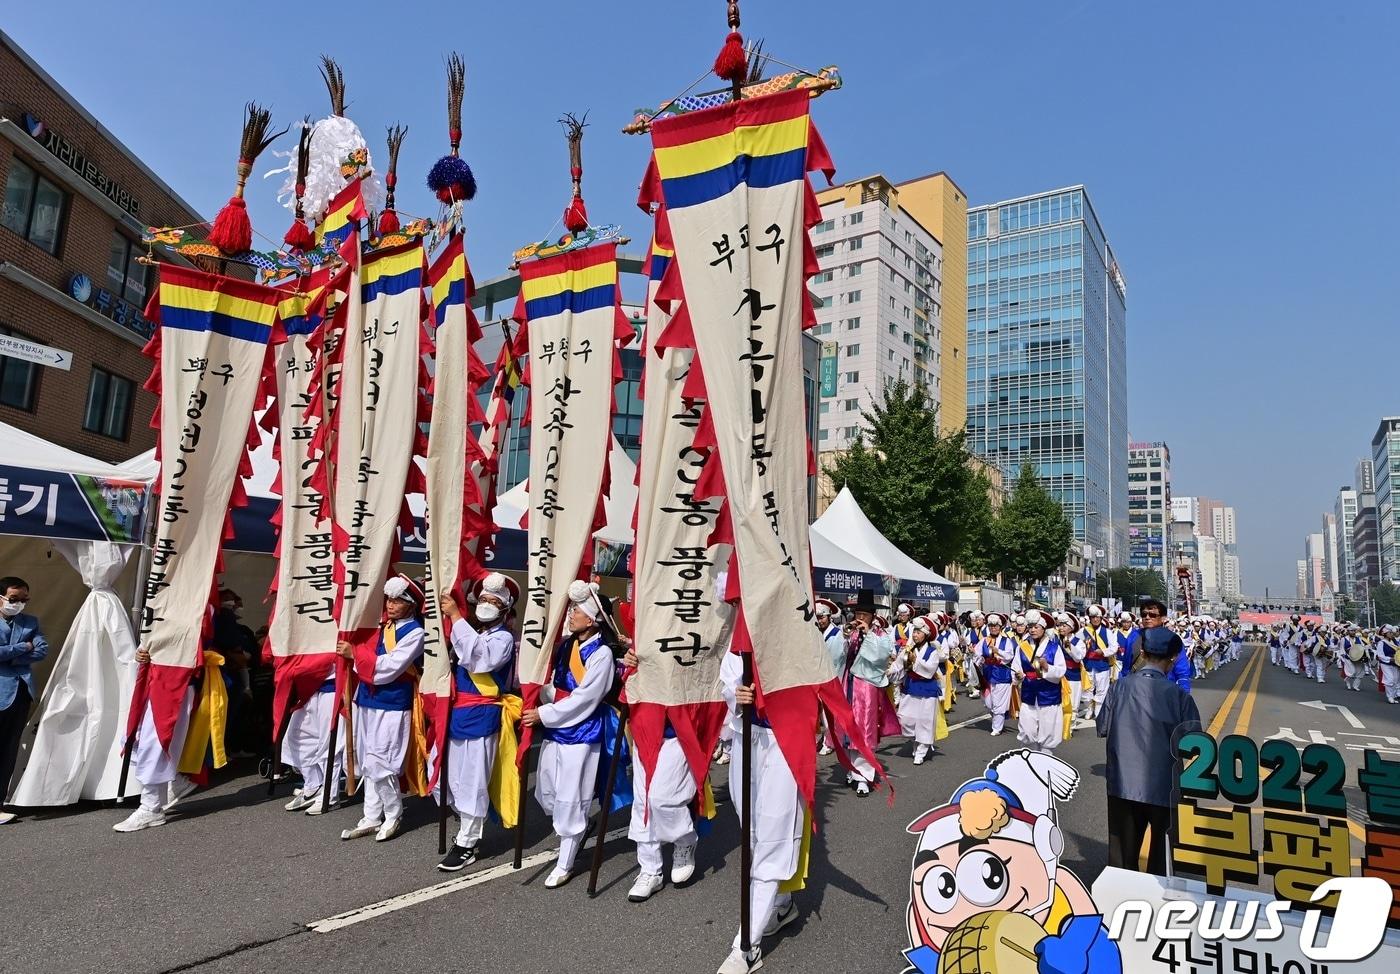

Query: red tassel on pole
(713, 30), (747, 82)
(378, 208), (401, 235)
(563, 196), (589, 234)
(208, 194), (252, 254)
(283, 217), (315, 251)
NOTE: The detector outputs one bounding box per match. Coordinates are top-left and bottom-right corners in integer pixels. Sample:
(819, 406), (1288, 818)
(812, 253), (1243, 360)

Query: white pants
(133, 689), (195, 811)
(285, 690), (343, 798)
(1342, 657), (1362, 689)
(1302, 655), (1315, 678)
(1315, 658), (1327, 684)
(985, 682), (1011, 733)
(1382, 663), (1400, 702)
(896, 693), (941, 746)
(536, 738), (600, 844)
(445, 734), (497, 821)
(1285, 647), (1300, 672)
(1269, 645), (1280, 665)
(354, 706), (410, 781)
(729, 725), (801, 950)
(1017, 700), (1063, 754)
(359, 773), (402, 827)
(1087, 669), (1112, 713)
(630, 737), (698, 875)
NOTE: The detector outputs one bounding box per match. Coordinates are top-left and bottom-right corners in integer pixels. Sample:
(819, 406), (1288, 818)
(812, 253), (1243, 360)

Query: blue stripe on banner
(160, 306), (273, 344)
(282, 315), (321, 337)
(660, 147), (808, 210)
(321, 223), (355, 250)
(434, 278), (467, 325)
(523, 283), (615, 322)
(649, 255), (671, 283)
(362, 267), (423, 303)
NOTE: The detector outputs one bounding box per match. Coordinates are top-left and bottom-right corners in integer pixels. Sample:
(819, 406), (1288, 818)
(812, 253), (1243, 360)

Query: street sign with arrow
(0, 334), (73, 371)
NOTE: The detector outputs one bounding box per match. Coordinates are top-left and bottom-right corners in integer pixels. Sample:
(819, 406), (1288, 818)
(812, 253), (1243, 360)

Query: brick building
(1, 30), (210, 463)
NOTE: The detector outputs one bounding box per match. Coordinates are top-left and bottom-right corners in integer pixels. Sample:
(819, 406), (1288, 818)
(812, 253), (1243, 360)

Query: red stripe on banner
(270, 653), (339, 740)
(647, 89), (811, 149)
(517, 240), (618, 281)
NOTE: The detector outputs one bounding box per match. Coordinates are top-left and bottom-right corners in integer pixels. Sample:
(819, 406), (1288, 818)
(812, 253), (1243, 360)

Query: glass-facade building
(1373, 418), (1400, 583)
(965, 187), (1128, 563)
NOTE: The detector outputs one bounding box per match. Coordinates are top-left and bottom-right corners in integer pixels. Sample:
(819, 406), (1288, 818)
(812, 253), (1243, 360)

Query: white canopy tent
(1, 421), (150, 807)
(811, 487), (959, 597)
(491, 435), (637, 545)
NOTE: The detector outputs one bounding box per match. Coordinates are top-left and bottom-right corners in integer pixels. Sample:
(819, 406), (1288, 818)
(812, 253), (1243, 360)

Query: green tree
(822, 379), (985, 574)
(1374, 582), (1400, 626)
(992, 463), (1074, 599)
(956, 470), (999, 579)
(1096, 567), (1167, 605)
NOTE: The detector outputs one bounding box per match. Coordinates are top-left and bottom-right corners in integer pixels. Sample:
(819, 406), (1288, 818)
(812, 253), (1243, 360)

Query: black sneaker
(437, 844), (478, 872)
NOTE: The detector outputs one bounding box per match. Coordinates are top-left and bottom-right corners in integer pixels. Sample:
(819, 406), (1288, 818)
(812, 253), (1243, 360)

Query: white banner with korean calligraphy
(420, 235), (490, 770)
(327, 240), (427, 649)
(511, 242), (630, 722)
(133, 264), (279, 751)
(265, 271), (340, 738)
(647, 89), (886, 806)
(626, 214), (734, 799)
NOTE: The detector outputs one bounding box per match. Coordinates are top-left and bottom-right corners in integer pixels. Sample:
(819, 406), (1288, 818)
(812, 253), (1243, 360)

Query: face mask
(476, 603), (501, 624)
(1, 601), (24, 618)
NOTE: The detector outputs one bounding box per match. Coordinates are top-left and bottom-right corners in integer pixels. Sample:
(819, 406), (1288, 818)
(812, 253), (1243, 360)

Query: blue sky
(7, 1), (1397, 593)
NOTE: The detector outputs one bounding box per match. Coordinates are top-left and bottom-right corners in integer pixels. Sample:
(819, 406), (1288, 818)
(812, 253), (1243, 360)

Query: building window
(845, 290), (862, 303)
(843, 398), (859, 411)
(818, 428), (829, 440)
(812, 270), (833, 283)
(848, 262), (862, 277)
(816, 295), (833, 308)
(814, 244), (835, 259)
(844, 344), (860, 357)
(83, 368), (134, 440)
(848, 211), (863, 225)
(848, 236), (863, 251)
(0, 326), (41, 411)
(844, 370), (859, 383)
(107, 232), (150, 305)
(2, 158), (67, 256)
(819, 401), (830, 414)
(844, 316), (861, 330)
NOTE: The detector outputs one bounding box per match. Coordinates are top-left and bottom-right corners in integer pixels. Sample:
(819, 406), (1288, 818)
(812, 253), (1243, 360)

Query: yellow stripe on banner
(278, 283), (323, 319)
(162, 284), (278, 326)
(431, 258), (466, 309)
(316, 199), (357, 244)
(519, 260), (616, 303)
(362, 246), (423, 287)
(652, 244), (674, 260)
(653, 114), (810, 180)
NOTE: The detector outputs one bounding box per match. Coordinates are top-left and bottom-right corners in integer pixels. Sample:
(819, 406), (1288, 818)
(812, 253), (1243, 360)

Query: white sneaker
(544, 866), (572, 889)
(113, 807), (166, 833)
(340, 818), (379, 840)
(716, 946), (762, 974)
(374, 819), (401, 842)
(671, 840), (698, 885)
(913, 747), (928, 766)
(284, 791), (317, 812)
(714, 749), (730, 766)
(855, 781), (871, 797)
(164, 777), (197, 812)
(0, 811), (16, 825)
(627, 872), (663, 902)
(817, 743), (833, 756)
(990, 729), (1003, 737)
(763, 900), (799, 936)
(305, 795), (342, 815)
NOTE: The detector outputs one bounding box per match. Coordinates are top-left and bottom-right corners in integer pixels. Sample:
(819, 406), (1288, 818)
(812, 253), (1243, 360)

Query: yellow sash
(402, 685), (431, 797)
(941, 660), (955, 713)
(178, 651), (228, 774)
(778, 804), (814, 894)
(568, 637), (588, 684)
(487, 693), (524, 828)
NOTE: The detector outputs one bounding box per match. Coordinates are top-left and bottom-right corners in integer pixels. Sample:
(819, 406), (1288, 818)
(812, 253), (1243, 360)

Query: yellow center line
(1206, 646), (1267, 739)
(1231, 647), (1267, 737)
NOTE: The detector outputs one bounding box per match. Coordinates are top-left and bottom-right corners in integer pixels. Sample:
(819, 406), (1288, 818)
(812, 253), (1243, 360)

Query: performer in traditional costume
(816, 598), (844, 756)
(1081, 605), (1114, 719)
(112, 653), (198, 833)
(1378, 626), (1399, 704)
(1017, 611), (1067, 755)
(896, 615), (946, 765)
(521, 580), (616, 888)
(978, 612), (1017, 736)
(1341, 626), (1368, 692)
(436, 573), (519, 871)
(893, 603), (914, 650)
(718, 646), (803, 974)
(1115, 611), (1139, 673)
(843, 590), (897, 796)
(1056, 611), (1085, 718)
(281, 661), (344, 814)
(338, 574), (426, 843)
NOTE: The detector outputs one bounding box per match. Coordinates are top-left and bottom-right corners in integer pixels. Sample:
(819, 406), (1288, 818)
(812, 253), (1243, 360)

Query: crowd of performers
(1266, 615), (1400, 699)
(108, 568), (1400, 974)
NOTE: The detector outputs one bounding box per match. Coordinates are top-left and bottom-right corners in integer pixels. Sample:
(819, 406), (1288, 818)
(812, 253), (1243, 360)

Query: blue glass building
(965, 187), (1128, 564)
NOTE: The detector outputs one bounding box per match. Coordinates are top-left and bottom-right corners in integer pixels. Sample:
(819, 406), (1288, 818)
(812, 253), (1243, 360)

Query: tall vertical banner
(512, 242), (631, 740)
(626, 214), (734, 801)
(131, 265), (279, 750)
(420, 235), (491, 777)
(471, 340), (521, 566)
(646, 88), (885, 806)
(265, 270), (340, 738)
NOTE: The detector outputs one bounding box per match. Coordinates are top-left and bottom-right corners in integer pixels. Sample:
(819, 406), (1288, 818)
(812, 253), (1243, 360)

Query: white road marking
(1299, 699), (1365, 729)
(947, 712), (989, 732)
(306, 827), (631, 933)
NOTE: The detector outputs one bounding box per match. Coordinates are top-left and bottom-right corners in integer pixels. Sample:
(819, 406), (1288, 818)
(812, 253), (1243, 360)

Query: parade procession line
(304, 827), (631, 934)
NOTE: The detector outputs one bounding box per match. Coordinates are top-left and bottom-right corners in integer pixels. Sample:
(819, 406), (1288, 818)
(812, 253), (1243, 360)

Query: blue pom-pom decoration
(427, 155), (477, 202)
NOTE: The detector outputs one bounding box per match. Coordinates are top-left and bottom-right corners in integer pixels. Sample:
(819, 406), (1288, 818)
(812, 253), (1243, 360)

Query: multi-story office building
(1296, 560), (1308, 601)
(1126, 441), (1170, 581)
(966, 186), (1128, 564)
(1305, 532), (1326, 600)
(1335, 488), (1358, 598)
(810, 174), (950, 455)
(1354, 494), (1381, 599)
(1322, 512), (1340, 594)
(1372, 418), (1400, 583)
(0, 31), (211, 462)
(1358, 458), (1376, 495)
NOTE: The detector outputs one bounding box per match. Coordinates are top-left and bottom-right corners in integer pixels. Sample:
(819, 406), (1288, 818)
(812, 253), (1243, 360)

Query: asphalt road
(2, 643), (1391, 974)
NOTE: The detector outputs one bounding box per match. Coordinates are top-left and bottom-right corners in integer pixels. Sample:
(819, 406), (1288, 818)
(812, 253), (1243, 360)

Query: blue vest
(450, 627), (515, 741)
(1083, 626), (1113, 673)
(982, 635), (1015, 684)
(1019, 637), (1063, 707)
(903, 641), (943, 699)
(355, 619), (423, 712)
(543, 634), (609, 746)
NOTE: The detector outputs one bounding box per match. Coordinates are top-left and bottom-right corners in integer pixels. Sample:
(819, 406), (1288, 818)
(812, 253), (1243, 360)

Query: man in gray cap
(1096, 625), (1201, 874)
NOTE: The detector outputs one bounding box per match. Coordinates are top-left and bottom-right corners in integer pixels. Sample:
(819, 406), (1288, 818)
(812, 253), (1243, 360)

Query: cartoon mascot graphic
(903, 750), (1122, 974)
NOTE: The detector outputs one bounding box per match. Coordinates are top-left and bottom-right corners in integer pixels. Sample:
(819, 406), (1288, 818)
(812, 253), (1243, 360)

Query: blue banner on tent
(0, 463), (147, 544)
(899, 579), (957, 604)
(812, 566), (885, 596)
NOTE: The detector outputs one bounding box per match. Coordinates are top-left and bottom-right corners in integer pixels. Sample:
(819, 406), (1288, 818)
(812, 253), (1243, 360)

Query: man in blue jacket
(0, 575), (47, 824)
(1135, 598), (1192, 693)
